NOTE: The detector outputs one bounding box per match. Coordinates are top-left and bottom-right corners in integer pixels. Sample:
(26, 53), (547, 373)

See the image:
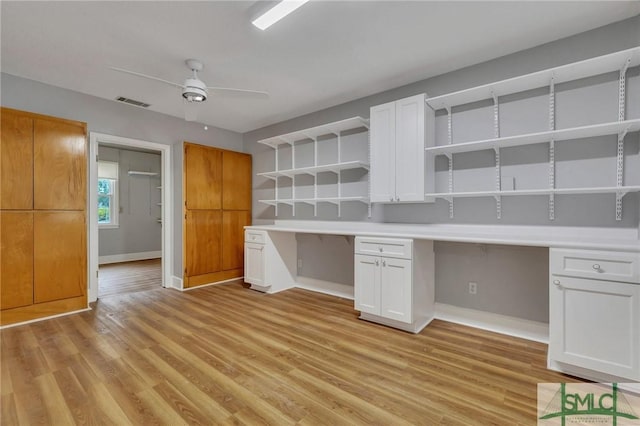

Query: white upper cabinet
(370, 93), (434, 203)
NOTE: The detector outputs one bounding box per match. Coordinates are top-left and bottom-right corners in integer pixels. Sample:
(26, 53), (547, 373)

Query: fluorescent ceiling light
(252, 1), (310, 30)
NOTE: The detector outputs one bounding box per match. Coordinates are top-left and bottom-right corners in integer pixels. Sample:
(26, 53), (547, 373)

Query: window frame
(98, 161), (119, 229)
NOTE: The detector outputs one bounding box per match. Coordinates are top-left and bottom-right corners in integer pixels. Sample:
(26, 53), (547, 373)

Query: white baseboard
(181, 277), (244, 292)
(169, 276), (183, 291)
(434, 303), (549, 343)
(0, 307), (92, 329)
(295, 276), (354, 300)
(99, 250), (161, 265)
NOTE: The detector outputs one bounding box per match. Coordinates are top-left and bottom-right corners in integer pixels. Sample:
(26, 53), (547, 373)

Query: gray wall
(98, 146), (162, 257)
(244, 16), (640, 323)
(1, 73), (244, 278)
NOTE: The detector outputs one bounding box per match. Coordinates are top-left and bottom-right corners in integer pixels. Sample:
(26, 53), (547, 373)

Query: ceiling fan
(110, 59), (269, 121)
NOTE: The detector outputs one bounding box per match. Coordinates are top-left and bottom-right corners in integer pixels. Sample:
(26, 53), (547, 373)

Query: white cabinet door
(244, 242), (265, 286)
(380, 257), (413, 324)
(355, 254), (381, 315)
(549, 275), (640, 380)
(395, 94), (425, 202)
(370, 101), (396, 203)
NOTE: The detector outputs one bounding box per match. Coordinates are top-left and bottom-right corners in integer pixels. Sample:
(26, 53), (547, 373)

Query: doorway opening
(88, 133), (172, 302)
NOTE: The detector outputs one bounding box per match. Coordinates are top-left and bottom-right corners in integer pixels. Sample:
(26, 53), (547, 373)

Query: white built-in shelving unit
(258, 116), (371, 217)
(424, 46), (640, 220)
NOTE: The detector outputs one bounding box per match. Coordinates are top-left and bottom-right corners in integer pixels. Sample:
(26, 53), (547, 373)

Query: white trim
(180, 277), (244, 292)
(0, 307), (92, 329)
(434, 303), (549, 343)
(295, 276), (354, 299)
(99, 251), (162, 265)
(170, 276), (184, 291)
(89, 132), (173, 303)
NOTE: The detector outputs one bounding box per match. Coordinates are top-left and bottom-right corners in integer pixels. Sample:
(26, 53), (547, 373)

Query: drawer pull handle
(592, 264), (601, 271)
(379, 247), (383, 252)
(553, 279), (561, 286)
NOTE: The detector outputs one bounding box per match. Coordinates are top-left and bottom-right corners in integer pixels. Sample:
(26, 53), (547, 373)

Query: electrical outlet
(468, 282), (478, 295)
(297, 259), (303, 269)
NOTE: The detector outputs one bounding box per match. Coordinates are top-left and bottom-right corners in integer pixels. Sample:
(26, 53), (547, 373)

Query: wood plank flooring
(98, 259), (161, 298)
(1, 282), (586, 425)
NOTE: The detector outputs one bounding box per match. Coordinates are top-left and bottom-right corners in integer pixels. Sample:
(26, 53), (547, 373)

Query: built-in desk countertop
(246, 220), (640, 252)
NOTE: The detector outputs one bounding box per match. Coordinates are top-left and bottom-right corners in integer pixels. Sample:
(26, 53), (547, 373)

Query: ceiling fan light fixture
(182, 78), (207, 102)
(252, 0), (310, 30)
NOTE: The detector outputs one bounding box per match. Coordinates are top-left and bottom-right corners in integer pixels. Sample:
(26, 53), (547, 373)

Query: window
(98, 161), (119, 228)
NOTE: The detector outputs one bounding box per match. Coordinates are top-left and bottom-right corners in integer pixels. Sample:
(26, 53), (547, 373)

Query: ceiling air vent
(115, 96), (150, 108)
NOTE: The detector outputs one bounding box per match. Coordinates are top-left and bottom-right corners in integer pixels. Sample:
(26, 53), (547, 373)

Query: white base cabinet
(244, 230), (297, 293)
(549, 248), (640, 381)
(354, 237), (434, 333)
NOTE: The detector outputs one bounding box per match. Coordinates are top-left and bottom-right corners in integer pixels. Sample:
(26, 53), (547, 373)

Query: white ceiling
(2, 1), (639, 133)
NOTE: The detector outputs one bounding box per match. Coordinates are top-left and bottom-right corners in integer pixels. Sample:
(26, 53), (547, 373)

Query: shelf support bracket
(492, 94), (501, 219)
(494, 147), (501, 219)
(275, 145), (279, 217)
(615, 56), (628, 221)
(619, 58), (630, 122)
(548, 77), (556, 221)
(446, 107), (454, 219)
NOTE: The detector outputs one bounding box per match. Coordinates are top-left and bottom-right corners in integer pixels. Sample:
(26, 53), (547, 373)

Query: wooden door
(184, 143), (222, 210)
(380, 257), (413, 324)
(34, 118), (86, 210)
(1, 109), (33, 209)
(222, 210), (251, 271)
(0, 211), (34, 309)
(369, 101), (396, 202)
(33, 211), (86, 303)
(222, 150), (252, 210)
(185, 210), (222, 277)
(354, 254), (381, 315)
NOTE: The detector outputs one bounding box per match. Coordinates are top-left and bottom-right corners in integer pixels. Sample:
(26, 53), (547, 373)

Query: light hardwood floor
(1, 282), (585, 425)
(98, 259), (162, 298)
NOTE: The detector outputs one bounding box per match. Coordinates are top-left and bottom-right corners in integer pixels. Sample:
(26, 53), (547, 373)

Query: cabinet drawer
(245, 230), (265, 244)
(550, 248), (639, 283)
(355, 237), (412, 259)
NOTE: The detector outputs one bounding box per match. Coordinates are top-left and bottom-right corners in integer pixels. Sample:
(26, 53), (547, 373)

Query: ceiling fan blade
(110, 66), (184, 89)
(206, 86), (269, 97)
(183, 100), (198, 122)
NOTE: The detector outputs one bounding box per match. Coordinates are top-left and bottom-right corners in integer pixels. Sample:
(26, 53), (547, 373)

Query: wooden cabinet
(183, 142), (251, 288)
(0, 108), (87, 325)
(0, 212), (34, 309)
(0, 110), (33, 210)
(34, 118), (86, 210)
(222, 210), (251, 271)
(185, 210), (222, 277)
(222, 151), (252, 210)
(34, 211), (86, 303)
(370, 94), (433, 203)
(549, 248), (640, 381)
(185, 143), (222, 210)
(354, 237), (434, 333)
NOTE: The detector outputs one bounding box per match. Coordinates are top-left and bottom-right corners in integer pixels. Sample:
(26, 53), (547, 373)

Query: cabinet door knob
(375, 259), (379, 266)
(396, 196), (400, 202)
(553, 279), (561, 286)
(592, 264), (601, 271)
(379, 247), (383, 252)
(390, 196), (393, 202)
(382, 260), (386, 267)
